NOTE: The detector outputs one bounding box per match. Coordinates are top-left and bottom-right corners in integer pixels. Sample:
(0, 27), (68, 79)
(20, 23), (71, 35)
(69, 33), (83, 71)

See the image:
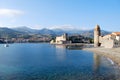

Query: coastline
(83, 47), (120, 66)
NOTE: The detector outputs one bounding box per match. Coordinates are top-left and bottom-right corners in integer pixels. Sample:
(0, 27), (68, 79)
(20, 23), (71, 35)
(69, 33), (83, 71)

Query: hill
(0, 27), (111, 39)
(0, 27), (27, 38)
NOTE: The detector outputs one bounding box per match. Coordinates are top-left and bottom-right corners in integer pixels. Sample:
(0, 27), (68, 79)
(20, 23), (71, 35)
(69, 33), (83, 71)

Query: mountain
(0, 26), (111, 39)
(12, 26), (38, 34)
(0, 27), (26, 38)
(13, 27), (56, 35)
(50, 28), (110, 38)
(78, 29), (111, 38)
(49, 29), (66, 35)
(38, 28), (55, 35)
(13, 27), (64, 36)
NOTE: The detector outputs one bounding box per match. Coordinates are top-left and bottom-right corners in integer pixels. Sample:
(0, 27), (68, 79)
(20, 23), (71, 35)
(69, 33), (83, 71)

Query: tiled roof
(104, 34), (114, 36)
(112, 32), (120, 36)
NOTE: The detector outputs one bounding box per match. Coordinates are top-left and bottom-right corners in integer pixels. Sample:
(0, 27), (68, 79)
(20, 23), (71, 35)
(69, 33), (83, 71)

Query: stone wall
(103, 39), (114, 48)
(56, 35), (66, 43)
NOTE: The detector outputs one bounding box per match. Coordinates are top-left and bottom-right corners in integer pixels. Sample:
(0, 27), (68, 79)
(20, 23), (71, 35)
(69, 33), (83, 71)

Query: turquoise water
(0, 43), (120, 80)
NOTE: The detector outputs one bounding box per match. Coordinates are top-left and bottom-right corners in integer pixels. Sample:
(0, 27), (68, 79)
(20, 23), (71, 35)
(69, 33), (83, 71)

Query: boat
(4, 37), (9, 47)
(4, 44), (9, 47)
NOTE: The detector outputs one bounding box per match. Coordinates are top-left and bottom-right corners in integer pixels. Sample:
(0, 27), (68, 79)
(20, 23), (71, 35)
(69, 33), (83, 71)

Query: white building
(50, 33), (71, 44)
(55, 33), (67, 44)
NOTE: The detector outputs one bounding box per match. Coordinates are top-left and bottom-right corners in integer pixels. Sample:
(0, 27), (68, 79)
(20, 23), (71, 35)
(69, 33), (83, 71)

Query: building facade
(50, 33), (71, 44)
(55, 33), (67, 44)
(94, 25), (120, 48)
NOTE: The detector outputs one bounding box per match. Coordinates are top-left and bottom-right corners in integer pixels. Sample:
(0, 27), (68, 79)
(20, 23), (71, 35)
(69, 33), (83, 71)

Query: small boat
(4, 44), (9, 47)
(4, 37), (9, 47)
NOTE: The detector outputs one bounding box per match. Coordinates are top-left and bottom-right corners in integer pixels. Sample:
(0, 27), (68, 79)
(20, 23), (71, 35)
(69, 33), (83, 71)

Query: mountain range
(0, 26), (111, 38)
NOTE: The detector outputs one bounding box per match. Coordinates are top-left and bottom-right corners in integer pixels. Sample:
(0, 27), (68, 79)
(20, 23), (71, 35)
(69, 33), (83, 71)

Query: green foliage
(69, 35), (84, 43)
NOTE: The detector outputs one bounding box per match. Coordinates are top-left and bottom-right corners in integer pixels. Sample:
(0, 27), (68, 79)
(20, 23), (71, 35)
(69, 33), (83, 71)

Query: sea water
(0, 43), (120, 80)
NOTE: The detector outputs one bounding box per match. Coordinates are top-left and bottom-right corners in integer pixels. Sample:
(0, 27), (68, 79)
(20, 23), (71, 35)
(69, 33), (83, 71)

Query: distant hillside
(38, 28), (55, 35)
(0, 27), (111, 38)
(79, 29), (111, 38)
(12, 26), (38, 34)
(0, 27), (27, 38)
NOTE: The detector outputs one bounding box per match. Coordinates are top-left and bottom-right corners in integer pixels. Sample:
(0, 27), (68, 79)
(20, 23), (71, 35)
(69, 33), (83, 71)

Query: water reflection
(93, 53), (120, 80)
(0, 43), (120, 80)
(55, 45), (66, 61)
(66, 45), (84, 50)
(93, 53), (100, 73)
(54, 45), (84, 50)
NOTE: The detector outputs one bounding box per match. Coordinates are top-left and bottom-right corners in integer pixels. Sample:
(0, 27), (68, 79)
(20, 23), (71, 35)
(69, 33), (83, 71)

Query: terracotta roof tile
(112, 32), (120, 36)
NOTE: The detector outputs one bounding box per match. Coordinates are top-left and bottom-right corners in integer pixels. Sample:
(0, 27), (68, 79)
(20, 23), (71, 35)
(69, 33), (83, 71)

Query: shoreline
(83, 47), (120, 66)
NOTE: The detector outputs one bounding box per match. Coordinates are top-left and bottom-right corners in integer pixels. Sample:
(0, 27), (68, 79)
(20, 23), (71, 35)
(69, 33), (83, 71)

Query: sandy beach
(83, 47), (120, 66)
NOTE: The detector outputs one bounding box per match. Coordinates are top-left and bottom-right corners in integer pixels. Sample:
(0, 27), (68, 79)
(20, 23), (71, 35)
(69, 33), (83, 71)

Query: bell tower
(94, 25), (101, 47)
(63, 33), (68, 41)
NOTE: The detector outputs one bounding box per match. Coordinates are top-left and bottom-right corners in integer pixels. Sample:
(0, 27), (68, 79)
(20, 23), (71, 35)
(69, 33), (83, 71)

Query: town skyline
(0, 0), (120, 31)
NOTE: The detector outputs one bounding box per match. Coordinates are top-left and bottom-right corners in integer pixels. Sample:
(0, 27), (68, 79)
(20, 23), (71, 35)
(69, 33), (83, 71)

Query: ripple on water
(0, 43), (120, 80)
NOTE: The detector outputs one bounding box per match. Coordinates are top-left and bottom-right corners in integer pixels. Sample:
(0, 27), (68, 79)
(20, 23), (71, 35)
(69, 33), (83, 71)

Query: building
(50, 33), (71, 44)
(94, 25), (101, 47)
(55, 33), (67, 44)
(94, 25), (120, 48)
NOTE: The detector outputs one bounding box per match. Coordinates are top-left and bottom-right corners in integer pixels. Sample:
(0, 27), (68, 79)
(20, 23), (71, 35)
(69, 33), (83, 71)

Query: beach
(83, 47), (120, 66)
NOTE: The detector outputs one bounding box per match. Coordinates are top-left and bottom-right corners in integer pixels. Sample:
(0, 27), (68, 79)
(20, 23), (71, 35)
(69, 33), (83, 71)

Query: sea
(0, 43), (120, 80)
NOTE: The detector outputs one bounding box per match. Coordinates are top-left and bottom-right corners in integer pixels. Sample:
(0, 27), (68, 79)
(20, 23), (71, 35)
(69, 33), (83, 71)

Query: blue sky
(0, 0), (120, 31)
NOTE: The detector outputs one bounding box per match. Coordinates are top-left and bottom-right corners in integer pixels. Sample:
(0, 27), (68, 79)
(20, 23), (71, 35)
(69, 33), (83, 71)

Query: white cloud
(49, 24), (91, 31)
(49, 24), (75, 30)
(0, 9), (25, 27)
(0, 8), (24, 17)
(31, 25), (44, 29)
(79, 27), (90, 30)
(0, 22), (4, 27)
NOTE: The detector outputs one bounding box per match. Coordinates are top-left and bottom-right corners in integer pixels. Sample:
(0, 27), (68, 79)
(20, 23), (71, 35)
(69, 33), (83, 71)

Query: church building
(94, 25), (120, 48)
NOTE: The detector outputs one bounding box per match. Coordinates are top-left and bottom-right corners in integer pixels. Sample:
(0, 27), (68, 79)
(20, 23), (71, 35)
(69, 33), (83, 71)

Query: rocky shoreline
(83, 47), (120, 66)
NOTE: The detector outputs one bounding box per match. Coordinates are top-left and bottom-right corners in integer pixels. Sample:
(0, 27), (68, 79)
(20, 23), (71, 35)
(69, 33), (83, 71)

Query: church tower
(63, 33), (68, 41)
(94, 25), (101, 47)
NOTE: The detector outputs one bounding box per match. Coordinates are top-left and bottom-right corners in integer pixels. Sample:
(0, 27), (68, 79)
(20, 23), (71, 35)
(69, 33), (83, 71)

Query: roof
(103, 33), (117, 39)
(107, 34), (114, 36)
(103, 34), (113, 37)
(112, 32), (120, 36)
(94, 25), (100, 30)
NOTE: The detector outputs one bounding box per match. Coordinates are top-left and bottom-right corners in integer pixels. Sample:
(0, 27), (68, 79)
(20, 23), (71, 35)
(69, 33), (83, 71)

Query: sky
(0, 0), (120, 31)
